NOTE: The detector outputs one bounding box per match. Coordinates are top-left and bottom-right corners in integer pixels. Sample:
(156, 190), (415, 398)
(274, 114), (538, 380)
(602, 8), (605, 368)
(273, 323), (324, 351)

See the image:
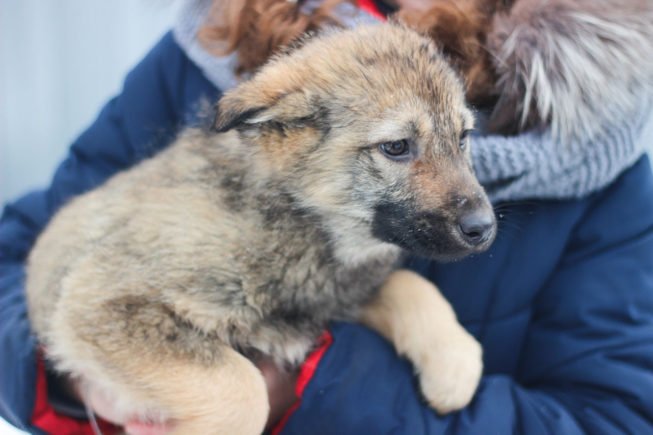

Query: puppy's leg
(75, 350), (268, 435)
(360, 270), (483, 414)
(51, 292), (269, 435)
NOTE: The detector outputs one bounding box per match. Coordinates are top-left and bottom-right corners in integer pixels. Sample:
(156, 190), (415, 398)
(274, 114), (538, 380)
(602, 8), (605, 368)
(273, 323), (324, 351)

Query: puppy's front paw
(361, 270), (483, 415)
(416, 330), (483, 414)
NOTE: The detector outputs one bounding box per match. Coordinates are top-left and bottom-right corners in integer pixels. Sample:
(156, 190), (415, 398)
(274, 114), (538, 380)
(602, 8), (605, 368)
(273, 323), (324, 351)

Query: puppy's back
(26, 130), (253, 346)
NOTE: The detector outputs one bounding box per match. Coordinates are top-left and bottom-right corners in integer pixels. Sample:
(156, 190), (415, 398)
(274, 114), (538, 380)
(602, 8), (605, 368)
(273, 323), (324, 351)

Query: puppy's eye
(379, 140), (411, 160)
(460, 129), (473, 150)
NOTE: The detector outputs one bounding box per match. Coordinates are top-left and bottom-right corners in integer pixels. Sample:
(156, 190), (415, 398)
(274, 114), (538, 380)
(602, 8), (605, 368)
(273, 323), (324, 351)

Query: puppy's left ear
(213, 105), (267, 133)
(213, 86), (318, 133)
(212, 88), (268, 133)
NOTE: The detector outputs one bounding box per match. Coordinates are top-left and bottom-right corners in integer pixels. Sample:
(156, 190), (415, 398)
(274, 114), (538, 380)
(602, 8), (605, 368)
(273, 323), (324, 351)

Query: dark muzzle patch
(372, 199), (496, 261)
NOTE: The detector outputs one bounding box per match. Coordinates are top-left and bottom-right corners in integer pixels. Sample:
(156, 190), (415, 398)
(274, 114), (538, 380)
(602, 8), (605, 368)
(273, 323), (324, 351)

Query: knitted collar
(174, 0), (652, 203)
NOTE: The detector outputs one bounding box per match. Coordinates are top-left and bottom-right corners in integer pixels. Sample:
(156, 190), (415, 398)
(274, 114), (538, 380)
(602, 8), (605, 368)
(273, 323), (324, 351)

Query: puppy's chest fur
(114, 131), (399, 365)
(206, 192), (395, 363)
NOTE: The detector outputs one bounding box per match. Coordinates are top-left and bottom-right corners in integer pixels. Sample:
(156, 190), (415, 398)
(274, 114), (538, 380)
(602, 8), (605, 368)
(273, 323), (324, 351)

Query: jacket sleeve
(0, 32), (214, 432)
(278, 157), (653, 435)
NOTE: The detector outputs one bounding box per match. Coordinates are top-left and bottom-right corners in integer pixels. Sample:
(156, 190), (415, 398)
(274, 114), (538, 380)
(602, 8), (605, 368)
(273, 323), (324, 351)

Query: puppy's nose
(458, 209), (495, 246)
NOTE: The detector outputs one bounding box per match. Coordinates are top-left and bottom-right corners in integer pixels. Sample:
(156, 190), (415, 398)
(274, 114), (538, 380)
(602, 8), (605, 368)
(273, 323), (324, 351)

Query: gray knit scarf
(174, 0), (653, 203)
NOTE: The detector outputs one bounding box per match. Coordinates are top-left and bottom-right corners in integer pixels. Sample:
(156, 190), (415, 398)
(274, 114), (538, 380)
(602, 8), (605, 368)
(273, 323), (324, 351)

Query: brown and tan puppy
(27, 24), (495, 434)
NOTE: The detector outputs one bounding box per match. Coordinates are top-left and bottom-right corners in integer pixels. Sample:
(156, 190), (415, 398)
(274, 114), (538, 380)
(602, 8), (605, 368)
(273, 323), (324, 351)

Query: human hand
(255, 357), (299, 427)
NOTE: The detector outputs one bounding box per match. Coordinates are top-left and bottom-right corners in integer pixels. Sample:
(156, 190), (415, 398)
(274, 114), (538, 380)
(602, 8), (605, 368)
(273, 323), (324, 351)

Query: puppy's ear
(212, 88), (268, 133)
(213, 105), (266, 133)
(213, 88), (318, 133)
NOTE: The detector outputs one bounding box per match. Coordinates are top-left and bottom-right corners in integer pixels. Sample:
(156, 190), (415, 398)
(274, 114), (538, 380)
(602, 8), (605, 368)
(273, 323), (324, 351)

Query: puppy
(27, 23), (495, 434)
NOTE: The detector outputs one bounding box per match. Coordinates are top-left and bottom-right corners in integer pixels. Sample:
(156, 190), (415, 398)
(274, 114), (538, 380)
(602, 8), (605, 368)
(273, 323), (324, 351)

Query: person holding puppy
(1, 0), (652, 434)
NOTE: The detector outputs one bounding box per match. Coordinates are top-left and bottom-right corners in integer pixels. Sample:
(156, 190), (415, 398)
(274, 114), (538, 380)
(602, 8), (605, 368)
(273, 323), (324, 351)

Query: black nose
(458, 209), (495, 246)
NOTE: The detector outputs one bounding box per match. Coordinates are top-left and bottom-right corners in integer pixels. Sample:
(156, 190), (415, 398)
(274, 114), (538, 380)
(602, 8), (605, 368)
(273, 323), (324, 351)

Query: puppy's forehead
(319, 66), (468, 140)
(251, 24), (471, 139)
(366, 99), (470, 146)
(309, 30), (469, 127)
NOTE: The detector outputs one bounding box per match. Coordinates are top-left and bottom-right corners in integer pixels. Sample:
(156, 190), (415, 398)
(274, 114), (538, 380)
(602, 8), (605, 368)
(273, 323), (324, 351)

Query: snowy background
(1, 0), (179, 205)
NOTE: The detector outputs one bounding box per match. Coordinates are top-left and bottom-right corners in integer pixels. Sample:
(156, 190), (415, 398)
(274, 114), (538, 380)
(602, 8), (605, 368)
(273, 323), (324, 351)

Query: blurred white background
(0, 0), (179, 206)
(0, 1), (178, 433)
(0, 418), (24, 435)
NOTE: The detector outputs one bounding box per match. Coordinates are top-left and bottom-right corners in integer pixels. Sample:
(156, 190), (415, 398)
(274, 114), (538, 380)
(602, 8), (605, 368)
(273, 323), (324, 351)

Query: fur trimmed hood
(174, 0), (653, 202)
(487, 0), (653, 143)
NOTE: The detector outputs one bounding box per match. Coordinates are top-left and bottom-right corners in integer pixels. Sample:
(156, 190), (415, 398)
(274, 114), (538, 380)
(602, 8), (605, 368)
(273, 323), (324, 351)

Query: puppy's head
(215, 24), (496, 261)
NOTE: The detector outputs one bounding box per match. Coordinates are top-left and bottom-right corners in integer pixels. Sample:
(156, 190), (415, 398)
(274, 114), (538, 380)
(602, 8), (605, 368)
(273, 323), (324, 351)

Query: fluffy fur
(399, 0), (653, 141)
(27, 24), (493, 433)
(487, 0), (653, 141)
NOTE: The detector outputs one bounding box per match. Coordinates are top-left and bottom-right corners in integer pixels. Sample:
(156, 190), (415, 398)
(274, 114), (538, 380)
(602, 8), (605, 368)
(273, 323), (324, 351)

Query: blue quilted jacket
(1, 33), (653, 434)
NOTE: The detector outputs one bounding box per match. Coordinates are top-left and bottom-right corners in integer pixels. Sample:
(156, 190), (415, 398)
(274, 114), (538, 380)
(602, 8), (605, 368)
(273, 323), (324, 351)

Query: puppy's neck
(251, 180), (401, 269)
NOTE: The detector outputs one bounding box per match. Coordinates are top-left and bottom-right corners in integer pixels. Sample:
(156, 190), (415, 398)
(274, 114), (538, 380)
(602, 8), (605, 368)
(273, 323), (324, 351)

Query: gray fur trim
(174, 0), (653, 202)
